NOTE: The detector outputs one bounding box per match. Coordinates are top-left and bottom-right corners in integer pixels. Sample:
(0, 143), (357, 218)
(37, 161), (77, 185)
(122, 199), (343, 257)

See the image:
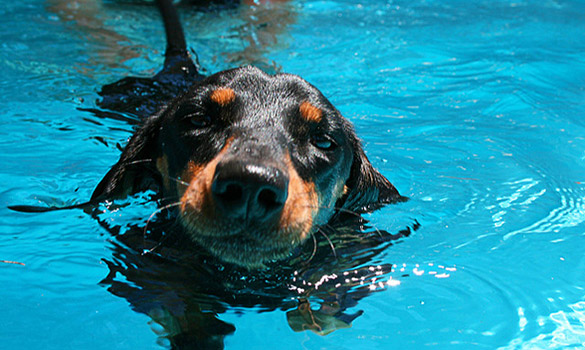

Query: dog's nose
(211, 160), (288, 223)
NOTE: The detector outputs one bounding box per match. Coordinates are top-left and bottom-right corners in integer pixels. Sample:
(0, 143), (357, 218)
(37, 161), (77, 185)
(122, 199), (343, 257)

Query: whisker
(304, 232), (318, 264)
(298, 202), (386, 240)
(317, 227), (337, 259)
(142, 201), (182, 255)
(320, 221), (365, 243)
(159, 195), (180, 202)
(165, 175), (189, 187)
(330, 206), (362, 217)
(123, 158), (153, 166)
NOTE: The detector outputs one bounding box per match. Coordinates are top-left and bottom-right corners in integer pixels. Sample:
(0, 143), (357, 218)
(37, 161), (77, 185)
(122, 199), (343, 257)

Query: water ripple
(504, 186), (585, 240)
(500, 300), (585, 349)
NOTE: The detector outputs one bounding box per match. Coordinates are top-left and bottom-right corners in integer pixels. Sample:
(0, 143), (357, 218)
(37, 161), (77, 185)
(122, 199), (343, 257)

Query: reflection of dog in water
(12, 0), (416, 348)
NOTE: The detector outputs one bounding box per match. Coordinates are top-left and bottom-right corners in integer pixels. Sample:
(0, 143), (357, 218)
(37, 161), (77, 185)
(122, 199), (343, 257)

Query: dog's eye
(190, 115), (211, 128)
(176, 105), (211, 128)
(311, 134), (337, 150)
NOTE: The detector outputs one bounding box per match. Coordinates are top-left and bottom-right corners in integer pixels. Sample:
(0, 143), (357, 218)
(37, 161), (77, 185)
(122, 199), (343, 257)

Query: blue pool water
(2, 0), (585, 348)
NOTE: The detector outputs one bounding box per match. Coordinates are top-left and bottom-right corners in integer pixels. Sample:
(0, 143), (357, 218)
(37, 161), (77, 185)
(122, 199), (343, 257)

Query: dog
(91, 64), (406, 268)
(80, 0), (407, 270)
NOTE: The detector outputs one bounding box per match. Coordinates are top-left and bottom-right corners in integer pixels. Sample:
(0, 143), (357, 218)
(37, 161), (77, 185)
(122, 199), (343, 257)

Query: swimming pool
(2, 0), (585, 348)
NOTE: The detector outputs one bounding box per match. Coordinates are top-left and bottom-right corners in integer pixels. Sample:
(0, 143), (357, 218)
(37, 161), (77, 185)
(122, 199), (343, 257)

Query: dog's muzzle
(211, 159), (289, 224)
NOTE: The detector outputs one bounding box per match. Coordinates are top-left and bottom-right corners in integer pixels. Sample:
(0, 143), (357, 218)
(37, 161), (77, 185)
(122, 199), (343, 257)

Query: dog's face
(92, 66), (404, 268)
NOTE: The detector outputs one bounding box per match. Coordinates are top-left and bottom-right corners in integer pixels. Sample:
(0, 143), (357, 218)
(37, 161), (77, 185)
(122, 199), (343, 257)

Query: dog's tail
(157, 0), (188, 60)
(155, 0), (203, 83)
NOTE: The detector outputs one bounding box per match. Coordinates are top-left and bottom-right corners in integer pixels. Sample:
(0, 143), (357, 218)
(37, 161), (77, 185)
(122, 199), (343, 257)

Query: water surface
(2, 0), (585, 349)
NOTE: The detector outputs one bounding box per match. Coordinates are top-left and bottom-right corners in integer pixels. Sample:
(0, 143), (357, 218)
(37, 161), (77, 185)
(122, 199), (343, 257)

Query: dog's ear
(90, 114), (163, 202)
(340, 132), (407, 213)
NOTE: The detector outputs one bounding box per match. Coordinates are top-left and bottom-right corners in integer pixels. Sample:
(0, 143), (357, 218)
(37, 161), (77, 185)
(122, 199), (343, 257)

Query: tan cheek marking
(178, 162), (205, 198)
(279, 153), (319, 241)
(299, 101), (323, 123)
(179, 161), (216, 219)
(156, 156), (171, 192)
(180, 138), (234, 218)
(210, 88), (236, 106)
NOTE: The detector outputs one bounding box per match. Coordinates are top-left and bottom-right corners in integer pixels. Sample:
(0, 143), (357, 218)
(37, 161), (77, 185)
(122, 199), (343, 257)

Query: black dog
(91, 66), (405, 268)
(84, 0), (406, 269)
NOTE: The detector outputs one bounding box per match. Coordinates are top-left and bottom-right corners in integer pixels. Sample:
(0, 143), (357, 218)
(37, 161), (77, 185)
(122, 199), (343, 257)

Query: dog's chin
(188, 229), (306, 269)
(192, 233), (296, 269)
(179, 215), (312, 269)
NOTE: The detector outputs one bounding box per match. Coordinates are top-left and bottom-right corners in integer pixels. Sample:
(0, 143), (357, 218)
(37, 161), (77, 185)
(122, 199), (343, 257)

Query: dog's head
(92, 66), (405, 268)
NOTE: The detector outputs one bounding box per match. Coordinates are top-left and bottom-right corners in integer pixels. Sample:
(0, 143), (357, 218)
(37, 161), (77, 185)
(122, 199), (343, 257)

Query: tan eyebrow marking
(299, 101), (323, 123)
(210, 88), (236, 106)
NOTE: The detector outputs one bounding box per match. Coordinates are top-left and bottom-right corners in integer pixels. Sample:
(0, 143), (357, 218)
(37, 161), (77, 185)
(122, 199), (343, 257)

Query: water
(2, 0), (585, 349)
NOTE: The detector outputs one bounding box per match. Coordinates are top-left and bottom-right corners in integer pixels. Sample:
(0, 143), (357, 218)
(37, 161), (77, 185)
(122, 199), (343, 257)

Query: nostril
(257, 188), (283, 211)
(217, 183), (243, 204)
